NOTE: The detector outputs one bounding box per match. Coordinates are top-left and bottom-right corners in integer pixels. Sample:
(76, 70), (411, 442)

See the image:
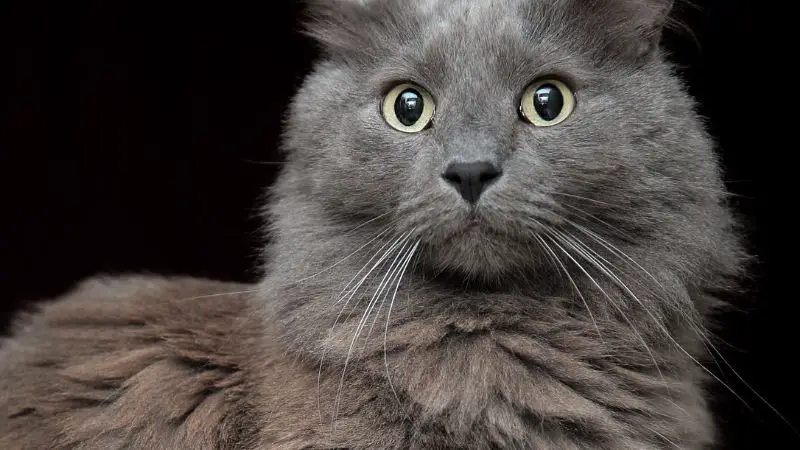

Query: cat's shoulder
(0, 275), (262, 449)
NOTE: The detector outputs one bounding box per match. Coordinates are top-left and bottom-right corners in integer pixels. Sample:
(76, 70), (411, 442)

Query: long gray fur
(0, 1), (746, 449)
(266, 0), (744, 447)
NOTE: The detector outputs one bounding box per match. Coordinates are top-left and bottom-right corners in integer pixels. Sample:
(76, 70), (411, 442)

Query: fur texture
(2, 0), (745, 448)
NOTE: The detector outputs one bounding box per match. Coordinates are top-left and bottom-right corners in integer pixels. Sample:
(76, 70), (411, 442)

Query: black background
(0, 1), (793, 448)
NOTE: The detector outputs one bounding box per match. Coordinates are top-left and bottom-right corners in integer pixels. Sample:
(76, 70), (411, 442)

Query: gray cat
(0, 0), (747, 448)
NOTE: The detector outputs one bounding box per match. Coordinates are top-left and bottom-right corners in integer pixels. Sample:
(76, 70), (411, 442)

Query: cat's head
(275, 0), (737, 284)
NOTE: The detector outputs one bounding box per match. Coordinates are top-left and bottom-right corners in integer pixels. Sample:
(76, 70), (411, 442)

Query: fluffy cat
(1, 0), (746, 448)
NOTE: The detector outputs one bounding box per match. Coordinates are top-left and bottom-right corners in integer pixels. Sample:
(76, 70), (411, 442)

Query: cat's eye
(381, 83), (436, 133)
(519, 79), (575, 127)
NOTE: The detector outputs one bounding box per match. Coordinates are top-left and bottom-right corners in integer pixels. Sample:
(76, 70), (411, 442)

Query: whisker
(551, 228), (659, 313)
(642, 424), (682, 449)
(549, 191), (626, 209)
(551, 228), (712, 421)
(334, 232), (407, 305)
(333, 234), (413, 352)
(240, 158), (285, 166)
(363, 236), (419, 350)
(179, 288), (261, 301)
(333, 233), (414, 425)
(555, 225), (757, 415)
(564, 218), (675, 293)
(532, 233), (566, 284)
(317, 231), (407, 425)
(539, 230), (671, 405)
(329, 235), (410, 351)
(567, 176), (744, 198)
(356, 237), (416, 353)
(342, 212), (395, 235)
(691, 322), (798, 434)
(384, 239), (421, 421)
(294, 216), (394, 285)
(557, 202), (637, 243)
(532, 232), (604, 344)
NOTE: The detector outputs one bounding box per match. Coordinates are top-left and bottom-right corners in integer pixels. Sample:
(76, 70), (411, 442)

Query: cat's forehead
(317, 0), (600, 60)
(309, 0), (667, 86)
(366, 0), (591, 89)
(414, 0), (522, 19)
(339, 0), (568, 29)
(346, 0), (527, 14)
(416, 0), (530, 42)
(380, 0), (535, 34)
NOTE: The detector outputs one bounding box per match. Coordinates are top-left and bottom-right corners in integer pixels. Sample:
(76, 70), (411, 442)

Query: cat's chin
(395, 200), (561, 284)
(418, 223), (546, 284)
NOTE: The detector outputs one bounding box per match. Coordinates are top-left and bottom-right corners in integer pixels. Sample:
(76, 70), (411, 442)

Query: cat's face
(283, 0), (723, 281)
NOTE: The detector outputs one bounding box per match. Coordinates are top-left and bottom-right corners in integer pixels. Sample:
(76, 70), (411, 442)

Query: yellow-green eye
(519, 79), (575, 127)
(382, 83), (435, 133)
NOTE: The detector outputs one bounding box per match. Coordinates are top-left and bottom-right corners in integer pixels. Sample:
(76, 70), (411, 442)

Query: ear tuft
(301, 0), (363, 52)
(579, 0), (677, 60)
(619, 0), (676, 59)
(300, 0), (414, 63)
(634, 0), (675, 57)
(300, 0), (384, 60)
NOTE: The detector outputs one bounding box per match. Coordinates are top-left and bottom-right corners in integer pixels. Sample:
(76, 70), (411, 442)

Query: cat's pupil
(533, 84), (564, 121)
(394, 89), (424, 126)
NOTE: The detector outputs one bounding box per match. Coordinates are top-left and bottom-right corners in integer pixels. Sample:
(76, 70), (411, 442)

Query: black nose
(441, 161), (502, 204)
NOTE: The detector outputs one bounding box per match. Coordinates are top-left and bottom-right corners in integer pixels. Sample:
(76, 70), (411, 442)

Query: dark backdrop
(0, 1), (793, 448)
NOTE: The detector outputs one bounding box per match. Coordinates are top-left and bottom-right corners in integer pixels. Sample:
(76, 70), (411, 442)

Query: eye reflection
(395, 89), (424, 127)
(520, 79), (575, 127)
(382, 83), (436, 133)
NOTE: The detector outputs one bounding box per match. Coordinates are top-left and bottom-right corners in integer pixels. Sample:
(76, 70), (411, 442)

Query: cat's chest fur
(2, 277), (713, 450)
(257, 285), (714, 449)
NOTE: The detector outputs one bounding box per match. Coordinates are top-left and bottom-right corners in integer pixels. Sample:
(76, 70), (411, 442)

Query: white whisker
(643, 424), (682, 449)
(549, 191), (626, 209)
(533, 232), (566, 284)
(548, 227), (690, 415)
(179, 289), (261, 301)
(335, 232), (409, 305)
(295, 224), (393, 285)
(329, 233), (410, 348)
(363, 237), (419, 349)
(539, 231), (670, 405)
(384, 239), (420, 421)
(690, 322), (797, 434)
(554, 225), (755, 416)
(355, 237), (415, 352)
(333, 233), (414, 425)
(317, 231), (408, 425)
(558, 202), (636, 242)
(532, 232), (604, 344)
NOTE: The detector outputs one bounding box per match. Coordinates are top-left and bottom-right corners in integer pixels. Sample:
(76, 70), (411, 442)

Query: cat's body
(1, 276), (716, 449)
(2, 0), (745, 448)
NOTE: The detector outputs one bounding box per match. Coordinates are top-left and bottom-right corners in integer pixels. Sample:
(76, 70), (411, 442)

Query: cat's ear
(603, 0), (676, 60)
(626, 0), (675, 58)
(300, 0), (385, 60)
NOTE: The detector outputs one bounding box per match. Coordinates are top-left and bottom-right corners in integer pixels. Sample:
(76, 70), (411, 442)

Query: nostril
(443, 171), (462, 185)
(441, 161), (503, 204)
(479, 167), (501, 183)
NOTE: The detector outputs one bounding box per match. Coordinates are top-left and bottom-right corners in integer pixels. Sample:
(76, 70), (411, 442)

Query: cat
(0, 0), (747, 448)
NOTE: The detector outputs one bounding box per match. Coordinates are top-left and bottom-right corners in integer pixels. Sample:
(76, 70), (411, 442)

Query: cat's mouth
(399, 200), (571, 281)
(416, 223), (534, 280)
(456, 207), (556, 236)
(450, 210), (503, 235)
(465, 215), (484, 229)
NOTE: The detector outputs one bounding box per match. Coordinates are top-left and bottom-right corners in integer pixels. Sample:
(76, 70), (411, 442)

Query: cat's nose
(441, 161), (502, 205)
